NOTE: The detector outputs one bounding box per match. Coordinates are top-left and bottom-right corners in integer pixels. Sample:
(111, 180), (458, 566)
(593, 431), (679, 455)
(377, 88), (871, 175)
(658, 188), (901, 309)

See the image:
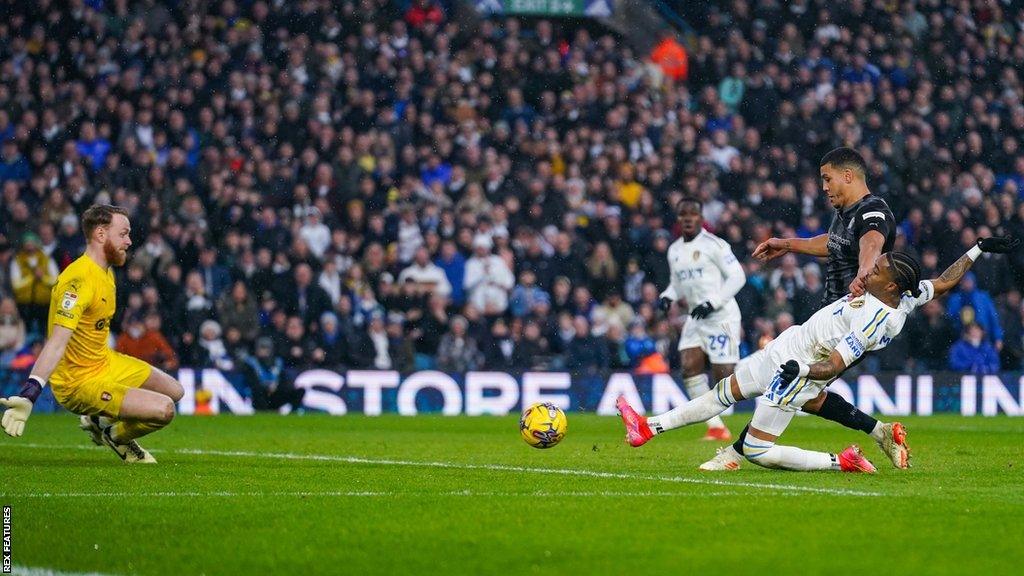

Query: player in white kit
(658, 199), (745, 441)
(618, 237), (1019, 473)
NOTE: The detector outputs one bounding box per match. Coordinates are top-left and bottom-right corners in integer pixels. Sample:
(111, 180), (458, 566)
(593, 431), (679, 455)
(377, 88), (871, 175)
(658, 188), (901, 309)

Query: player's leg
(702, 319), (741, 439)
(680, 347), (729, 438)
(616, 374), (738, 446)
(618, 356), (766, 447)
(802, 391), (910, 468)
(741, 403), (876, 473)
(108, 365), (181, 444)
(140, 365), (184, 402)
(80, 365), (184, 442)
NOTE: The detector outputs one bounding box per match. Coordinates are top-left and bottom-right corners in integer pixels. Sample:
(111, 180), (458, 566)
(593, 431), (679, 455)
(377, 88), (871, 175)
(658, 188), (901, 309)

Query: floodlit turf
(2, 413), (1023, 575)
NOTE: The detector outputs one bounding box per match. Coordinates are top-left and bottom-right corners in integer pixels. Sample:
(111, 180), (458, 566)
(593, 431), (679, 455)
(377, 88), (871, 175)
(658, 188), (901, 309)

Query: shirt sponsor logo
(844, 334), (865, 358)
(675, 268), (704, 281)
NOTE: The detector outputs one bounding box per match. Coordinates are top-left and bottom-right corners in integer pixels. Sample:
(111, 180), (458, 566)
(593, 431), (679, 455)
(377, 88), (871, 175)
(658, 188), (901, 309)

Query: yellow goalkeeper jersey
(47, 254), (117, 379)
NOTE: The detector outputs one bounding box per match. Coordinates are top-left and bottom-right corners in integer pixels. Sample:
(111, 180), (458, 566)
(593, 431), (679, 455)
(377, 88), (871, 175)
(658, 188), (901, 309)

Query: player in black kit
(753, 147), (895, 301)
(700, 147), (909, 471)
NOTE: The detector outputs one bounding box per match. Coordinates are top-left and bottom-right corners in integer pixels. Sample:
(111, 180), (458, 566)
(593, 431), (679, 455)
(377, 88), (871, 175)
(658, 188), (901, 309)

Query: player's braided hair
(886, 251), (922, 297)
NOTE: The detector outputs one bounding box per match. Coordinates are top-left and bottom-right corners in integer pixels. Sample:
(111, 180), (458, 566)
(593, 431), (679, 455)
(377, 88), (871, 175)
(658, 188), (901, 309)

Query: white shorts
(677, 316), (740, 364)
(733, 348), (830, 412)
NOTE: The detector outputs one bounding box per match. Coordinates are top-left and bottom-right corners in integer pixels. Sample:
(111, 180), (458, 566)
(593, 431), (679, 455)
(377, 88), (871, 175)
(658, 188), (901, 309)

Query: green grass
(2, 413), (1023, 575)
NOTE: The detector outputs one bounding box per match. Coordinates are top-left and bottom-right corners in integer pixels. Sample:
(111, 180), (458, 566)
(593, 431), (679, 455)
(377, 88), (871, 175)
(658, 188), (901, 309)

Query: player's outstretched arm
(752, 234), (829, 260)
(929, 237), (1020, 298)
(0, 326), (73, 437)
(849, 231), (886, 296)
(779, 350), (848, 386)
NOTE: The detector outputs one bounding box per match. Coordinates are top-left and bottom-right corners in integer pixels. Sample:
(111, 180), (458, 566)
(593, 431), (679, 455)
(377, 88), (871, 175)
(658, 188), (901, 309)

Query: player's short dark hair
(887, 251), (922, 297)
(820, 147), (867, 178)
(82, 204), (129, 239)
(676, 196), (703, 213)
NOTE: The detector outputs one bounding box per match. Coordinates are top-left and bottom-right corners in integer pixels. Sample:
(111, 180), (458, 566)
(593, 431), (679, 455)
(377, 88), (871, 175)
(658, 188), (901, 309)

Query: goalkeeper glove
(690, 301), (715, 320)
(1, 376), (44, 437)
(977, 236), (1021, 253)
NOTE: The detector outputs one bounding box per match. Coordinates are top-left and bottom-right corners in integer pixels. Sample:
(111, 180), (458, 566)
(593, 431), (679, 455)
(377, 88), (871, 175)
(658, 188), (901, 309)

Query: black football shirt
(823, 194), (896, 304)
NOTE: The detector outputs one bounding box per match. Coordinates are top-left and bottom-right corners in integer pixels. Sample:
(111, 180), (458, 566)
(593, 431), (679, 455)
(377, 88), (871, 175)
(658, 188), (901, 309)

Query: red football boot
(701, 426), (732, 441)
(616, 396), (654, 447)
(838, 444), (877, 473)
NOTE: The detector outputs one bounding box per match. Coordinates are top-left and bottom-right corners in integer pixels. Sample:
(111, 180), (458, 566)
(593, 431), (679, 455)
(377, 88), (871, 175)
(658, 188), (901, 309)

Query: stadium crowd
(2, 0), (1024, 394)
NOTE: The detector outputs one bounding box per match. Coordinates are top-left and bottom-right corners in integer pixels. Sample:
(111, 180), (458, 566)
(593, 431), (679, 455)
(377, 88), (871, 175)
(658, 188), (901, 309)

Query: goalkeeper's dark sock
(816, 392), (878, 436)
(731, 424), (748, 455)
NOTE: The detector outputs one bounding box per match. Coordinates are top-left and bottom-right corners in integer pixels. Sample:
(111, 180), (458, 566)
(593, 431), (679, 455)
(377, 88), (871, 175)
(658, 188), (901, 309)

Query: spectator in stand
(283, 264), (333, 330)
(997, 291), (1024, 370)
(183, 320), (235, 372)
(435, 240), (466, 305)
(241, 337), (305, 413)
(405, 0), (445, 29)
(116, 312), (179, 373)
(567, 316), (609, 373)
(217, 280), (261, 345)
(509, 270), (550, 319)
(437, 315), (482, 373)
(398, 246), (452, 298)
(280, 315), (315, 369)
(0, 297), (26, 368)
(311, 312), (347, 369)
(10, 233), (58, 335)
(386, 313), (415, 372)
(517, 320), (550, 369)
(945, 272), (1004, 350)
(949, 324), (1001, 375)
(464, 235), (514, 317)
(483, 318), (522, 370)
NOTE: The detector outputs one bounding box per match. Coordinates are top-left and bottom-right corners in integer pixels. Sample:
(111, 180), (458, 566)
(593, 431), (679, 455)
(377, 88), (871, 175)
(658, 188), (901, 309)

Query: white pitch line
(12, 566), (121, 576)
(0, 490), (761, 499)
(176, 447), (884, 497)
(6, 442), (883, 497)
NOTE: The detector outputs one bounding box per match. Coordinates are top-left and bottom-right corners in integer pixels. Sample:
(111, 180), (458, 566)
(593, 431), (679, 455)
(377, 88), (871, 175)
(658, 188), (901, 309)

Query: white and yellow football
(519, 402), (567, 449)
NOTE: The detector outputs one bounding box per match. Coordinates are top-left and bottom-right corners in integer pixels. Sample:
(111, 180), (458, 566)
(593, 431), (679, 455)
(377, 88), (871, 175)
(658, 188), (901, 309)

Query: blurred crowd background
(2, 0), (1024, 388)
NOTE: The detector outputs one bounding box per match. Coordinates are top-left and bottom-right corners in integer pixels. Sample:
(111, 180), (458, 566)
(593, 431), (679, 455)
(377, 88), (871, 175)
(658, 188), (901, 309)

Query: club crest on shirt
(849, 296), (865, 308)
(692, 250), (700, 261)
(61, 291), (78, 311)
(101, 391), (112, 402)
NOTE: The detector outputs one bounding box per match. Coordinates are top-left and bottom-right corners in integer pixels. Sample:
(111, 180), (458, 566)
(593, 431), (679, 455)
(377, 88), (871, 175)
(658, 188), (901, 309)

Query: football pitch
(2, 414), (1022, 575)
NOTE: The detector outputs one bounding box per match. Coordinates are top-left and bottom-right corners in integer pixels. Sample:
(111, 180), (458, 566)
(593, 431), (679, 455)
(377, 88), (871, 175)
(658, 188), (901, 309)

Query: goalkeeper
(1, 205), (183, 463)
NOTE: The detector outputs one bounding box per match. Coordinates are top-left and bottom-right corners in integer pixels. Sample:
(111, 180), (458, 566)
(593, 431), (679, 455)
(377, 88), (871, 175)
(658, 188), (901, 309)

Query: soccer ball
(519, 402), (567, 449)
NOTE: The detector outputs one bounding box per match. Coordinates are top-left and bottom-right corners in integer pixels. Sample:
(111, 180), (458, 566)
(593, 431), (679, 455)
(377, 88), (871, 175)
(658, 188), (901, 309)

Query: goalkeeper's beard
(104, 238), (128, 266)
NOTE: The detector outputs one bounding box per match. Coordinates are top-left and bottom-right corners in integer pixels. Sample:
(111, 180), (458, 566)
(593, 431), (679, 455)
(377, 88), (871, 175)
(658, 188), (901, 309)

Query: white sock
(869, 422), (885, 443)
(742, 438), (836, 471)
(647, 383), (733, 434)
(684, 374), (727, 430)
